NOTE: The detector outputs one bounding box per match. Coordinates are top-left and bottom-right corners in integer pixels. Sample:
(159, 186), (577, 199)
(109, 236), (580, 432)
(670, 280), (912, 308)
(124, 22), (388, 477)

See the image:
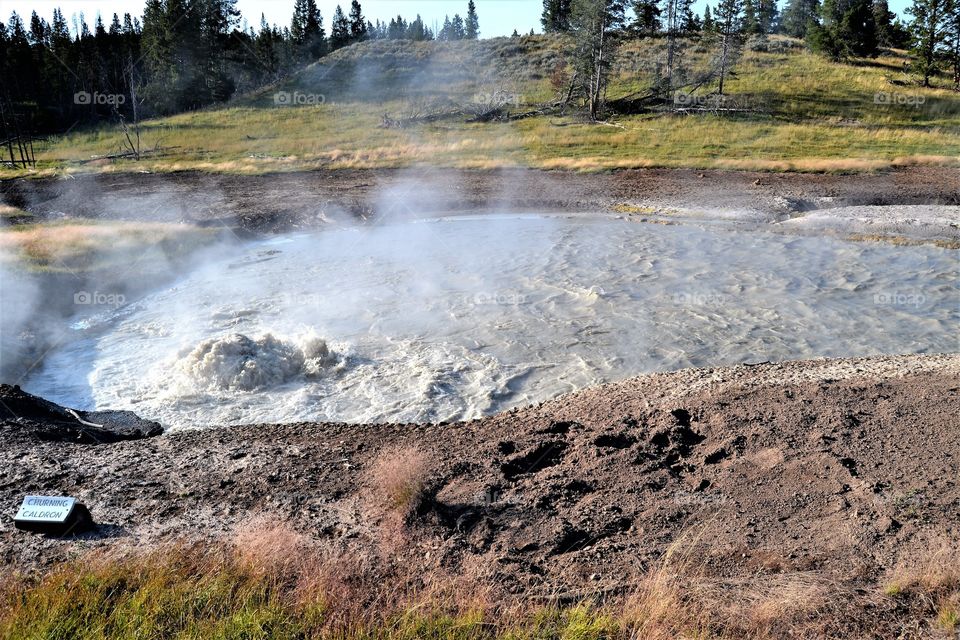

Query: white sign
(15, 496), (75, 523)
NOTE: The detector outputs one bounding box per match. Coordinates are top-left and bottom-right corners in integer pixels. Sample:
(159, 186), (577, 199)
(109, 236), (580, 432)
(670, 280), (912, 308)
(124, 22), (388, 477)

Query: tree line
(544, 0), (959, 119)
(0, 0), (482, 134)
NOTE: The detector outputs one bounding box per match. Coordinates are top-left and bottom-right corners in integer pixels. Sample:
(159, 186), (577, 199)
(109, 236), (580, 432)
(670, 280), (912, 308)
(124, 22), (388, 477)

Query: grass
(4, 35), (958, 179)
(366, 445), (431, 518)
(2, 521), (958, 639)
(0, 219), (220, 273)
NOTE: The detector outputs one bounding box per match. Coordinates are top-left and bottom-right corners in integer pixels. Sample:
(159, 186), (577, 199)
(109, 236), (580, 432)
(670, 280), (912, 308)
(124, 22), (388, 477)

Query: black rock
(0, 384), (163, 444)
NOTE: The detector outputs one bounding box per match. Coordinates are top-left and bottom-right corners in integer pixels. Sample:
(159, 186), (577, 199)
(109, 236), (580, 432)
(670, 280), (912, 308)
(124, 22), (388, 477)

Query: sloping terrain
(1, 353), (957, 638)
(8, 35), (959, 176)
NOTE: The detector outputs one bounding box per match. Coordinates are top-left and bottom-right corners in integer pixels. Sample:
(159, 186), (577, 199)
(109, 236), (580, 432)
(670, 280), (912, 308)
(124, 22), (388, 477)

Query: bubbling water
(20, 215), (960, 429)
(172, 332), (340, 392)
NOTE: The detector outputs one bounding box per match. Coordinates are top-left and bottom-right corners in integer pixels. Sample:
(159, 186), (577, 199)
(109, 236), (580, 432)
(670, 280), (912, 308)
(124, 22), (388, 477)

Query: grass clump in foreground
(1, 520), (958, 639)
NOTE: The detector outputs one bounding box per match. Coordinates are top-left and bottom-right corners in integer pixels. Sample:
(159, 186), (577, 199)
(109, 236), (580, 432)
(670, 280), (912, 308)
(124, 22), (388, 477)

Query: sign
(14, 496), (94, 536)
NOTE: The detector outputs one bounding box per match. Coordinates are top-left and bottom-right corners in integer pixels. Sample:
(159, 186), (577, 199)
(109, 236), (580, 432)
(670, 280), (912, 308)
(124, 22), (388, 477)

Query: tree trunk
(718, 30), (730, 95)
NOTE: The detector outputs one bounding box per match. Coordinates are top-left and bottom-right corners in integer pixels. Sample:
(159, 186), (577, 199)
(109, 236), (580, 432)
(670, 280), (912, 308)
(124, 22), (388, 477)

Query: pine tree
(780, 0), (819, 37)
(631, 0), (663, 34)
(466, 0), (480, 38)
(947, 0), (959, 89)
(743, 0), (762, 33)
(305, 0), (326, 58)
(407, 15), (429, 40)
(839, 0), (878, 55)
(440, 15), (453, 39)
(330, 5), (350, 48)
(757, 0), (779, 32)
(387, 15), (407, 39)
(348, 0), (367, 42)
(451, 14), (466, 39)
(810, 0), (878, 58)
(703, 5), (715, 31)
(907, 0), (951, 85)
(543, 0), (573, 32)
(569, 0), (627, 119)
(714, 0), (743, 94)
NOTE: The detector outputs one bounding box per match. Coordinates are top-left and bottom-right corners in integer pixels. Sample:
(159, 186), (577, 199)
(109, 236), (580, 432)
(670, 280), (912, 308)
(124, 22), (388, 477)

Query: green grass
(4, 35), (959, 178)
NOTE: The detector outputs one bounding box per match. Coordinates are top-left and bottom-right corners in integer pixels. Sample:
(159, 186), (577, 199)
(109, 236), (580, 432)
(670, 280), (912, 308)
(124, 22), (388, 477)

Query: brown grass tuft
(366, 445), (431, 519)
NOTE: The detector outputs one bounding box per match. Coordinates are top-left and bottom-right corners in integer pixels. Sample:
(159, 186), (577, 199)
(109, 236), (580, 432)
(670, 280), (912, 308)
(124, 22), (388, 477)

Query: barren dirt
(2, 353), (957, 610)
(3, 166), (959, 242)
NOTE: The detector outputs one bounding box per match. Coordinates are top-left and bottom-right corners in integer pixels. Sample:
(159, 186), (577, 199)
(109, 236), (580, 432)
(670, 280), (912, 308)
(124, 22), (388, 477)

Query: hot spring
(21, 215), (959, 429)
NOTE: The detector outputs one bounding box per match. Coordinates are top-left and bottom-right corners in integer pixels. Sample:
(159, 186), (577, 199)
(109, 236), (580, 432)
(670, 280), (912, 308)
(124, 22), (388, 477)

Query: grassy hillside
(4, 34), (959, 177)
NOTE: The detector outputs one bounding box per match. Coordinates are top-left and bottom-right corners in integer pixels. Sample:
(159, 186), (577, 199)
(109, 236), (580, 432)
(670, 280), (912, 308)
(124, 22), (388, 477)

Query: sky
(0, 0), (913, 40)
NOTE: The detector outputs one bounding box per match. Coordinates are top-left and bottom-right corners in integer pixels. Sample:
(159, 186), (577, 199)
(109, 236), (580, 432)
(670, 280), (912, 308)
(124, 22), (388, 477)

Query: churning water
(22, 215), (959, 429)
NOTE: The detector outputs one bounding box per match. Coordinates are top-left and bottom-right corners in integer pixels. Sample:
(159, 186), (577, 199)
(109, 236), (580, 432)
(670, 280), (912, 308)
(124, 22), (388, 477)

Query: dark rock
(0, 384), (163, 444)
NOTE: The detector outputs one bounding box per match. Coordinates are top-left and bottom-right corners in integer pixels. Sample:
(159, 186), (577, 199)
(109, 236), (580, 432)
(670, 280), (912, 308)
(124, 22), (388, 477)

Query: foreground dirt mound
(0, 384), (162, 444)
(1, 354), (957, 586)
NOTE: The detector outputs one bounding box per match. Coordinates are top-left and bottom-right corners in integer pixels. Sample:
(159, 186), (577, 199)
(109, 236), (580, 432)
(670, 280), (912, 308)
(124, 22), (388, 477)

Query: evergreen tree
(542, 0), (573, 32)
(440, 15), (454, 39)
(348, 0), (367, 42)
(907, 0), (951, 85)
(569, 0), (626, 118)
(631, 0), (663, 34)
(703, 5), (715, 31)
(291, 0), (325, 59)
(330, 4), (350, 48)
(947, 0), (959, 89)
(466, 0), (480, 38)
(810, 0), (878, 58)
(451, 14), (466, 39)
(757, 0), (779, 32)
(387, 15), (407, 39)
(680, 0), (700, 31)
(780, 0), (819, 37)
(407, 14), (430, 40)
(743, 0), (762, 33)
(714, 0), (744, 93)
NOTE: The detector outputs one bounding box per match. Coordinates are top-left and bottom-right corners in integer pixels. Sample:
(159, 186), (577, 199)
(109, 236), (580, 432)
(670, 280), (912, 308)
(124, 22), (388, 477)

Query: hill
(3, 34), (959, 177)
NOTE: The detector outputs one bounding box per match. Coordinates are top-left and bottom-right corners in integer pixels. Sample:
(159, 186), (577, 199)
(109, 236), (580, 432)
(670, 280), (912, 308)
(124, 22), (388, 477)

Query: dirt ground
(3, 166), (959, 239)
(2, 354), (957, 608)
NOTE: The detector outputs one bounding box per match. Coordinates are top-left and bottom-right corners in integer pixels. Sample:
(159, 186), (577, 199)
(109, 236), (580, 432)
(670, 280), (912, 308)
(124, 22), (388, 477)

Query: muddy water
(22, 215), (959, 428)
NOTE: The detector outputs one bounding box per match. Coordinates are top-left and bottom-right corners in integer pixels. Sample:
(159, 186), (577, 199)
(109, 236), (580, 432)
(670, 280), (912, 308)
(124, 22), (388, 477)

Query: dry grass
(1, 519), (958, 639)
(883, 544), (960, 635)
(366, 445), (431, 519)
(0, 220), (219, 272)
(6, 35), (958, 178)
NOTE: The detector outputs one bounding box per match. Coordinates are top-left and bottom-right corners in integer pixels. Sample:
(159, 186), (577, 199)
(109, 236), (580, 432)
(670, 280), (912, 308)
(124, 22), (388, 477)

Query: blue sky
(2, 0), (913, 39)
